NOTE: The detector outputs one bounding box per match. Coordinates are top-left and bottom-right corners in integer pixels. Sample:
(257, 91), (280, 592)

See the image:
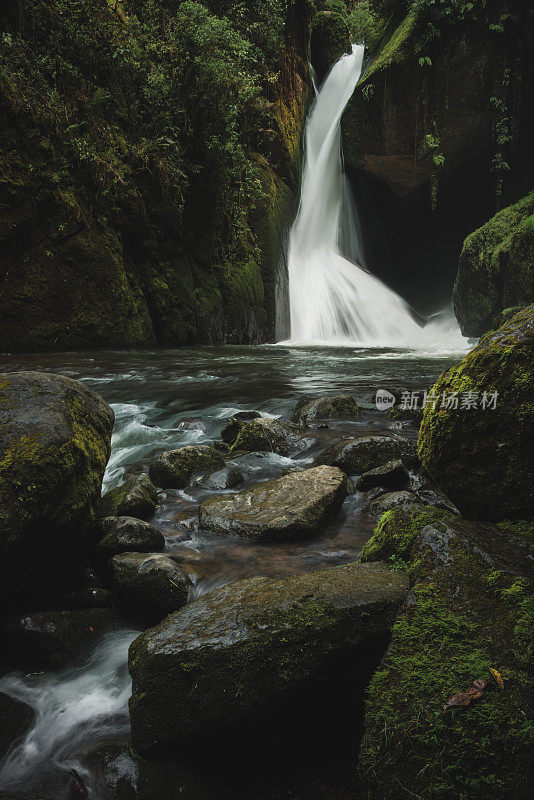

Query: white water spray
(284, 44), (466, 350)
(0, 629), (137, 797)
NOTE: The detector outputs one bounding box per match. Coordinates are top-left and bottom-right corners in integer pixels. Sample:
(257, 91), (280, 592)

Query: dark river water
(0, 342), (468, 799)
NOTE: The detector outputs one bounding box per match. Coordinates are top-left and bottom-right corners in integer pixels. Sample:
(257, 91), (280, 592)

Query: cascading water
(0, 630), (138, 798)
(284, 44), (465, 349)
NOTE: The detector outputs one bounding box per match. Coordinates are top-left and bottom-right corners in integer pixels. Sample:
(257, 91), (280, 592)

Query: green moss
(417, 305), (534, 520)
(359, 513), (534, 800)
(0, 0), (313, 351)
(360, 505), (450, 563)
(453, 193), (534, 337)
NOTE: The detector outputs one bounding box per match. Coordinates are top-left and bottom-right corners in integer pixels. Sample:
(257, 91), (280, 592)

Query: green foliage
(424, 123), (445, 209)
(347, 1), (381, 47)
(0, 0), (305, 349)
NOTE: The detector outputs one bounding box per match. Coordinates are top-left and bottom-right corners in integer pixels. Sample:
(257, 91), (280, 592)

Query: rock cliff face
(340, 0), (534, 311)
(0, 0), (313, 351)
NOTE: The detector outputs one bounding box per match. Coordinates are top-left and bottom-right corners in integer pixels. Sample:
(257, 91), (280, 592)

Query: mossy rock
(453, 193), (534, 337)
(99, 473), (159, 521)
(129, 561), (408, 753)
(359, 507), (534, 800)
(0, 372), (114, 608)
(418, 305), (534, 520)
(291, 394), (361, 425)
(311, 10), (351, 83)
(230, 418), (308, 456)
(148, 445), (224, 489)
(220, 411), (261, 445)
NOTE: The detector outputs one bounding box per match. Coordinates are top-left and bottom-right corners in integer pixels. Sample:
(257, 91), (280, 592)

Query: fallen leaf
(443, 678), (490, 713)
(489, 668), (504, 690)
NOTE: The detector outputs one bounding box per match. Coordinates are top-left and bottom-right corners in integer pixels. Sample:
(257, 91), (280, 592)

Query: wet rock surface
(0, 371), (114, 608)
(230, 417), (310, 456)
(220, 411), (261, 445)
(149, 445), (224, 489)
(96, 517), (165, 562)
(129, 561), (408, 752)
(356, 459), (409, 491)
(365, 490), (421, 517)
(315, 435), (416, 474)
(110, 552), (190, 621)
(291, 395), (360, 425)
(199, 466), (349, 541)
(99, 474), (159, 521)
(191, 467), (244, 491)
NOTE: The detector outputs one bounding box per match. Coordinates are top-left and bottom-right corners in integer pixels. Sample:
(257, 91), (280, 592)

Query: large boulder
(99, 473), (159, 521)
(291, 394), (361, 425)
(0, 372), (114, 607)
(230, 417), (309, 456)
(95, 517), (165, 562)
(359, 506), (534, 800)
(199, 466), (349, 540)
(315, 435), (416, 474)
(418, 305), (534, 520)
(148, 445), (224, 489)
(110, 552), (190, 620)
(453, 193), (534, 336)
(129, 561), (408, 752)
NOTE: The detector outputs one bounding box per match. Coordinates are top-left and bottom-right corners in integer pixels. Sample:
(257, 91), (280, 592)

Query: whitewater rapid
(284, 44), (466, 350)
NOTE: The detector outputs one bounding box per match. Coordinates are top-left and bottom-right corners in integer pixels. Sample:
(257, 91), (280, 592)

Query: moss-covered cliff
(0, 0), (313, 352)
(453, 193), (534, 337)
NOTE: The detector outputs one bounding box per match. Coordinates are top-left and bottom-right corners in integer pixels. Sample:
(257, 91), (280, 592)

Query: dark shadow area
(136, 634), (392, 800)
(344, 153), (497, 316)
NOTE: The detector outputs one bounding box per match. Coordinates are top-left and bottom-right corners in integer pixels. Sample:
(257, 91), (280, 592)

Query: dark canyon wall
(0, 0), (314, 352)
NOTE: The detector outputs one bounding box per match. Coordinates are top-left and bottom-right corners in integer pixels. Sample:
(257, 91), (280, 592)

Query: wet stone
(199, 465), (349, 541)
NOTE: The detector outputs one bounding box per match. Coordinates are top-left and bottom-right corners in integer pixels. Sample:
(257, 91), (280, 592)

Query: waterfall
(283, 44), (464, 349)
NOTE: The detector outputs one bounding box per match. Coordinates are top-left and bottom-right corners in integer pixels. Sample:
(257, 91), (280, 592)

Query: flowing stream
(285, 44), (464, 348)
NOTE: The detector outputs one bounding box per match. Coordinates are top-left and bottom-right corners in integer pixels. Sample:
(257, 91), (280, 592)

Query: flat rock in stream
(199, 465), (349, 540)
(148, 445), (224, 489)
(99, 473), (159, 521)
(291, 394), (361, 424)
(315, 435), (417, 474)
(128, 561), (409, 751)
(230, 417), (308, 456)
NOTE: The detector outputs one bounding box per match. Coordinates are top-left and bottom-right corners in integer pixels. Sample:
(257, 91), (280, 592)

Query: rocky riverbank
(0, 305), (532, 798)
